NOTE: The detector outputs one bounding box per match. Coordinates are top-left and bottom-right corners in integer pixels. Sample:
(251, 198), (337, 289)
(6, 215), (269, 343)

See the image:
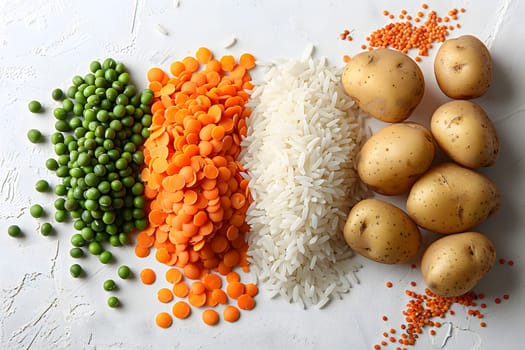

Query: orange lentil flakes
(139, 47), (258, 328)
(346, 5), (466, 62)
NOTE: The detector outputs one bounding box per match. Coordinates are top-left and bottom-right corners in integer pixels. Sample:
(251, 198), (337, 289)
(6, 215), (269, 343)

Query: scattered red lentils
(410, 281), (417, 287)
(503, 294), (510, 300)
(349, 4), (467, 62)
(495, 298), (502, 304)
(386, 281), (393, 288)
(375, 288), (488, 348)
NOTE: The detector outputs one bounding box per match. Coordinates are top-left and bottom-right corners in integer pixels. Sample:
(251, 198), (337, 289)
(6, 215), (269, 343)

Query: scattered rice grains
(340, 4), (466, 62)
(239, 49), (368, 308)
(138, 47), (258, 327)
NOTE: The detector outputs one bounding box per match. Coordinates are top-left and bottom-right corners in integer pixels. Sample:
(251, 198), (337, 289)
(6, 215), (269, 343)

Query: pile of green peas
(45, 58), (153, 278)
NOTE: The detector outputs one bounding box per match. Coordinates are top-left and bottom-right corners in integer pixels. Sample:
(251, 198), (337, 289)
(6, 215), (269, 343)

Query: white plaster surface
(1, 0), (524, 349)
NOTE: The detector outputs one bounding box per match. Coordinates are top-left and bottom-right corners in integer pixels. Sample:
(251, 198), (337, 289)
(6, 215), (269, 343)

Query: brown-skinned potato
(342, 48), (425, 122)
(421, 232), (496, 297)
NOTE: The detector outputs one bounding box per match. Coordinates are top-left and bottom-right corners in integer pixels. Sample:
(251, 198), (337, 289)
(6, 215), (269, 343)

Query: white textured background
(1, 0), (524, 349)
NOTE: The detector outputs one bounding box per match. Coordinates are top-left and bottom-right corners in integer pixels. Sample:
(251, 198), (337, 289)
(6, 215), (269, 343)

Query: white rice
(239, 54), (368, 308)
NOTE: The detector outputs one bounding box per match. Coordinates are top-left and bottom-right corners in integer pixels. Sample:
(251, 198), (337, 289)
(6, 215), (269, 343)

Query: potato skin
(407, 163), (500, 234)
(421, 232), (496, 297)
(343, 198), (421, 264)
(431, 100), (500, 168)
(357, 122), (435, 195)
(434, 35), (493, 99)
(342, 48), (424, 123)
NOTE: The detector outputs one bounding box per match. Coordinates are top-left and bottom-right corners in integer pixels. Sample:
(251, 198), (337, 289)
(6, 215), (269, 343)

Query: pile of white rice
(240, 52), (368, 308)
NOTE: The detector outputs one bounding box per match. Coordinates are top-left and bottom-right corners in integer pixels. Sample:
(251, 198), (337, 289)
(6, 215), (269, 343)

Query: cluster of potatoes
(341, 35), (499, 297)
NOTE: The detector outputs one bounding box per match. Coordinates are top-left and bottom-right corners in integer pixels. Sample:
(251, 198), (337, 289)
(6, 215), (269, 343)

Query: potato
(431, 100), (500, 168)
(342, 48), (425, 123)
(434, 35), (493, 99)
(407, 162), (500, 234)
(357, 122), (435, 195)
(421, 232), (496, 297)
(343, 198), (421, 264)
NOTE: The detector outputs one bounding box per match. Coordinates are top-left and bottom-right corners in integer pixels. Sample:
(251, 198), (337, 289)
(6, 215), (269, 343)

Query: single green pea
(7, 225), (22, 237)
(103, 279), (117, 291)
(107, 296), (120, 308)
(46, 158), (59, 171)
(70, 264), (83, 278)
(55, 120), (71, 132)
(99, 251), (113, 264)
(71, 233), (86, 247)
(72, 75), (84, 86)
(54, 210), (68, 222)
(40, 222), (53, 236)
(62, 99), (74, 112)
(70, 247), (84, 258)
(88, 241), (103, 255)
(27, 129), (43, 143)
(52, 88), (64, 101)
(103, 58), (117, 70)
(117, 265), (131, 279)
(90, 60), (102, 73)
(80, 227), (95, 241)
(35, 179), (50, 192)
(28, 100), (42, 113)
(30, 204), (44, 218)
(109, 235), (121, 247)
(135, 218), (148, 230)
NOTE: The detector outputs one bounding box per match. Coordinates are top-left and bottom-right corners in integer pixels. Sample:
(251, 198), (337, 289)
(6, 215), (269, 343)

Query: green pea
(35, 179), (50, 192)
(118, 72), (130, 84)
(40, 222), (53, 236)
(133, 196), (145, 209)
(8, 225), (22, 237)
(27, 129), (43, 143)
(52, 88), (64, 101)
(118, 233), (129, 245)
(30, 204), (44, 218)
(28, 100), (42, 113)
(70, 247), (84, 258)
(54, 143), (67, 155)
(70, 264), (83, 278)
(56, 165), (69, 178)
(88, 241), (103, 255)
(109, 235), (121, 247)
(135, 219), (148, 230)
(117, 265), (131, 279)
(90, 61), (101, 73)
(62, 99), (74, 112)
(107, 296), (120, 308)
(103, 279), (117, 291)
(113, 105), (125, 118)
(73, 219), (85, 231)
(46, 158), (59, 171)
(73, 103), (84, 116)
(72, 75), (84, 86)
(102, 211), (116, 224)
(99, 251), (113, 264)
(55, 120), (71, 132)
(84, 74), (95, 86)
(103, 58), (117, 70)
(55, 210), (68, 222)
(71, 233), (86, 247)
